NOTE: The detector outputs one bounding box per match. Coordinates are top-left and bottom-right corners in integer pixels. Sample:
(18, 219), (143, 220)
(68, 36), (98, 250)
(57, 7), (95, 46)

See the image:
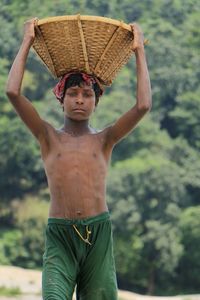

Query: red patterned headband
(53, 72), (104, 102)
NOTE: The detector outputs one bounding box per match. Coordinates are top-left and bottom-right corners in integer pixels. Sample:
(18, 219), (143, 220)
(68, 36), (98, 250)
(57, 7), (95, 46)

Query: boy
(6, 18), (151, 300)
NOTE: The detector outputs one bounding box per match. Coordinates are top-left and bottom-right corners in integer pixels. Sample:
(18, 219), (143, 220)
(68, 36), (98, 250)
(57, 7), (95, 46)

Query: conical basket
(32, 15), (135, 86)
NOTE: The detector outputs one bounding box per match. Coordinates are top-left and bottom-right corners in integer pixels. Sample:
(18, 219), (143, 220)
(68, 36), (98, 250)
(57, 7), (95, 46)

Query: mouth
(73, 108), (85, 112)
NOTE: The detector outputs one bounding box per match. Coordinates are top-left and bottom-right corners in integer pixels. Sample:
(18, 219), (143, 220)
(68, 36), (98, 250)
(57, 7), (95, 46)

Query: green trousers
(42, 211), (118, 300)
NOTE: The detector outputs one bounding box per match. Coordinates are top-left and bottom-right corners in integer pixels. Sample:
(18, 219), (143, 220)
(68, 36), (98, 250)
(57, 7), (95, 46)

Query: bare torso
(39, 125), (113, 219)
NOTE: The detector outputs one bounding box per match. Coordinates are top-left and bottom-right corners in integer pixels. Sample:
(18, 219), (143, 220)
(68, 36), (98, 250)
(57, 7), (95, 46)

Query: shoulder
(95, 125), (115, 150)
(37, 120), (57, 147)
(91, 126), (111, 138)
(42, 120), (57, 137)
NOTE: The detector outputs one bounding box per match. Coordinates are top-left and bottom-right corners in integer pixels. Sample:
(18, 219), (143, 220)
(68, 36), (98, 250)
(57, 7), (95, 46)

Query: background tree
(0, 0), (200, 295)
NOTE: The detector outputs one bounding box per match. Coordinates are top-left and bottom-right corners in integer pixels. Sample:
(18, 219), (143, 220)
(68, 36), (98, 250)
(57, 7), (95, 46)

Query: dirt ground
(0, 266), (200, 300)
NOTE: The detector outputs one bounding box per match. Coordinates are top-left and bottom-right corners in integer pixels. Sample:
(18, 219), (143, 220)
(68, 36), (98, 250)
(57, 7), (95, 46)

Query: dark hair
(63, 73), (101, 106)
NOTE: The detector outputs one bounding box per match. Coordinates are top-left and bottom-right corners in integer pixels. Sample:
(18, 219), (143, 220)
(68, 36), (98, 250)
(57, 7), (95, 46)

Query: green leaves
(0, 116), (45, 201)
(169, 91), (200, 150)
(177, 207), (200, 292)
(1, 0), (200, 295)
(0, 196), (48, 268)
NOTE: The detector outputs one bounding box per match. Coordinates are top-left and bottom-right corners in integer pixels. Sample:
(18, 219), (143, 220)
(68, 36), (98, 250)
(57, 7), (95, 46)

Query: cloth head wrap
(53, 72), (104, 102)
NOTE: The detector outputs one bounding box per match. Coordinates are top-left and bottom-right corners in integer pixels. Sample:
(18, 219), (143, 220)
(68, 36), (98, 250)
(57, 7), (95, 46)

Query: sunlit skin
(6, 18), (152, 219)
(42, 83), (111, 218)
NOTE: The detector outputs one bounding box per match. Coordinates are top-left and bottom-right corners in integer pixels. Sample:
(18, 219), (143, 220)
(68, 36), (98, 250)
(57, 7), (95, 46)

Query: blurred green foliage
(0, 0), (200, 295)
(0, 286), (21, 296)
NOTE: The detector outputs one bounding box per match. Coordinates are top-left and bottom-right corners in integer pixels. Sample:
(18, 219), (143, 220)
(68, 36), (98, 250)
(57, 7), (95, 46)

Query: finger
(129, 22), (137, 26)
(23, 18), (36, 25)
(34, 17), (39, 26)
(129, 22), (139, 30)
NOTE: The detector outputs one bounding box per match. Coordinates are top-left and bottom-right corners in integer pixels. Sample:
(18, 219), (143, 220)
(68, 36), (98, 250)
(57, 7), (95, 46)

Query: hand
(23, 17), (38, 45)
(129, 23), (145, 53)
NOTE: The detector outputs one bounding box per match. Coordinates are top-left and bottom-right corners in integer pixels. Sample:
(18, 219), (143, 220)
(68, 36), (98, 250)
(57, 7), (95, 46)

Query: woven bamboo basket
(32, 15), (136, 86)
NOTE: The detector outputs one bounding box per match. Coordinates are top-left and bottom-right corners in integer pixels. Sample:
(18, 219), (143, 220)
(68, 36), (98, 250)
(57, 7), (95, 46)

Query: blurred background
(0, 0), (200, 296)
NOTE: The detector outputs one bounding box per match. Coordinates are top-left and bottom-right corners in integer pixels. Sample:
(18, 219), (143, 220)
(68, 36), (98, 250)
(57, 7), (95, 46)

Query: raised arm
(6, 18), (48, 141)
(104, 23), (152, 146)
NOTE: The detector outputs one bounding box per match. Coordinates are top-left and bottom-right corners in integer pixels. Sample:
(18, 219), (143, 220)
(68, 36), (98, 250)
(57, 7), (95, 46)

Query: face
(62, 82), (96, 120)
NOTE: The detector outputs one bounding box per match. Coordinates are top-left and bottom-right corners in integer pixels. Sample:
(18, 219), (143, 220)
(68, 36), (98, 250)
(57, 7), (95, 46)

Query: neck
(63, 116), (91, 135)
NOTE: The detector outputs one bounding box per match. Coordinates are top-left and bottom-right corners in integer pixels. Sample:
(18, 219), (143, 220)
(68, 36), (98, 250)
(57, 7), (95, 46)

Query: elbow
(137, 103), (152, 113)
(137, 96), (152, 113)
(6, 89), (20, 100)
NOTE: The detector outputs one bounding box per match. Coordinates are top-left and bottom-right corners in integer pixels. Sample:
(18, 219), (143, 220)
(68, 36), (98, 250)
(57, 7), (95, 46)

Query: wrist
(134, 45), (145, 55)
(22, 36), (34, 47)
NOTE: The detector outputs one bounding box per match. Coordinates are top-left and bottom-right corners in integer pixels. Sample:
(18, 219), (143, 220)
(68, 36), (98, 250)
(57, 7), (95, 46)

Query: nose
(76, 94), (83, 104)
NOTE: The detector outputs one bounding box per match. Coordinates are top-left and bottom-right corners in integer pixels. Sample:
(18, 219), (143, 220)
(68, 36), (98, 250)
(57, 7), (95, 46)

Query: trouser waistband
(48, 211), (110, 226)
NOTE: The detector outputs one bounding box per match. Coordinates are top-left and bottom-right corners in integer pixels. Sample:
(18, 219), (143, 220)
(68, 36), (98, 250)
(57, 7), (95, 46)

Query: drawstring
(73, 225), (92, 245)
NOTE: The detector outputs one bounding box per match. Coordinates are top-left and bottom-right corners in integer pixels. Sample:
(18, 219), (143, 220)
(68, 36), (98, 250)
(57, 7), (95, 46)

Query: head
(53, 72), (104, 120)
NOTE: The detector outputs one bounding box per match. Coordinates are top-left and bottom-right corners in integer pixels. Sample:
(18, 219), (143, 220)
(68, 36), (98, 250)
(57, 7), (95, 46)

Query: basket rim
(37, 15), (132, 32)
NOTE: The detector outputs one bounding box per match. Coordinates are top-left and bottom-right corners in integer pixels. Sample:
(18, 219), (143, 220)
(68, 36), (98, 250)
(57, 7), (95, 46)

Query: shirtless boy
(6, 18), (151, 300)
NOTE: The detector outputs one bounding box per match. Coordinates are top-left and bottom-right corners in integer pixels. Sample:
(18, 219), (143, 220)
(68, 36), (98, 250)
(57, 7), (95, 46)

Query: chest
(43, 133), (110, 174)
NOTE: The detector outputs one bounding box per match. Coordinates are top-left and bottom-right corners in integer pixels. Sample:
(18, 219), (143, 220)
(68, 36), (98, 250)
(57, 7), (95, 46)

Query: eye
(67, 91), (77, 96)
(83, 91), (93, 97)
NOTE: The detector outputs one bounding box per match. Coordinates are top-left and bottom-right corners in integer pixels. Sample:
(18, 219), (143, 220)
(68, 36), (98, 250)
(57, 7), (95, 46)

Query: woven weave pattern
(33, 15), (134, 85)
